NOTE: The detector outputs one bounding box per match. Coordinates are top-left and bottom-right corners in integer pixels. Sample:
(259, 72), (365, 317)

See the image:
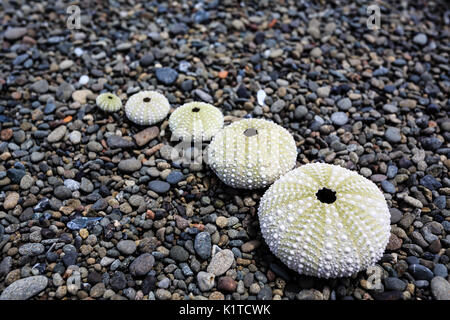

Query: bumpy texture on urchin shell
(207, 118), (297, 189)
(96, 93), (122, 112)
(125, 91), (170, 125)
(258, 163), (391, 278)
(169, 102), (224, 142)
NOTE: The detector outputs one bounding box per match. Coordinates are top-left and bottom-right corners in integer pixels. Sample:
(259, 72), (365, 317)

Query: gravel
(0, 0), (448, 302)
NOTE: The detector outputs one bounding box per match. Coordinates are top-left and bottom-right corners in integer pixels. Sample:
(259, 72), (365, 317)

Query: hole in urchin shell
(143, 97), (151, 103)
(316, 188), (337, 204)
(108, 95), (113, 99)
(244, 128), (258, 137)
(191, 107), (200, 112)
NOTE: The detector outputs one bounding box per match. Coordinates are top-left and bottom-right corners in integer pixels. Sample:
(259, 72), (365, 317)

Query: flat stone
(217, 276), (237, 292)
(331, 112), (348, 126)
(20, 175), (34, 190)
(241, 240), (261, 253)
(69, 131), (81, 144)
(194, 232), (212, 260)
(337, 98), (352, 110)
(54, 185), (72, 200)
(166, 171), (184, 185)
(47, 126), (67, 143)
(0, 276), (48, 300)
(31, 79), (49, 94)
(155, 68), (178, 85)
(148, 180), (170, 194)
(56, 82), (75, 102)
(317, 86), (330, 98)
(170, 245), (189, 262)
(133, 127), (159, 147)
(4, 27), (27, 40)
(385, 127), (401, 143)
(72, 89), (93, 104)
(117, 240), (137, 255)
(413, 33), (428, 46)
(128, 195), (144, 207)
(129, 253), (155, 276)
(118, 158), (142, 172)
(4, 192), (19, 210)
(270, 100), (286, 113)
(19, 243), (45, 256)
(389, 208), (403, 224)
(80, 178), (94, 193)
(106, 135), (135, 149)
(30, 151), (45, 163)
(87, 141), (103, 152)
(431, 277), (450, 300)
(207, 249), (234, 276)
(409, 264), (434, 281)
(197, 271), (215, 291)
(384, 277), (407, 291)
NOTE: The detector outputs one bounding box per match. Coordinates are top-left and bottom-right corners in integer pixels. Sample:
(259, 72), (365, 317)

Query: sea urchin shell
(169, 102), (224, 142)
(258, 163), (391, 278)
(96, 93), (122, 112)
(207, 118), (297, 189)
(125, 91), (170, 125)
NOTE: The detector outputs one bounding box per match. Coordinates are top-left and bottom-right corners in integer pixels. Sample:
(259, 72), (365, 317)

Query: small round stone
(117, 240), (137, 255)
(208, 118), (297, 189)
(169, 102), (224, 142)
(258, 163), (391, 278)
(125, 91), (170, 126)
(96, 93), (122, 112)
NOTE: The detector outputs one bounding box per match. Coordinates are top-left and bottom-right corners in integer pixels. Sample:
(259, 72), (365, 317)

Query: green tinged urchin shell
(96, 93), (122, 112)
(207, 118), (297, 189)
(169, 102), (224, 142)
(258, 163), (391, 279)
(125, 91), (170, 125)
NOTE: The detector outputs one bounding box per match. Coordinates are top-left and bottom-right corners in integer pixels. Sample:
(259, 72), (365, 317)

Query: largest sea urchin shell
(258, 163), (391, 278)
(207, 118), (297, 189)
(125, 91), (170, 125)
(169, 102), (224, 142)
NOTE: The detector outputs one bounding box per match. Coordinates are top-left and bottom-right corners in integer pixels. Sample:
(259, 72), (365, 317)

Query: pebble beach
(0, 0), (449, 301)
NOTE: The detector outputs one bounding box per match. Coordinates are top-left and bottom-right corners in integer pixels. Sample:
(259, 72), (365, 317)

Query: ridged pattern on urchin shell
(207, 118), (297, 189)
(258, 163), (391, 278)
(125, 91), (170, 125)
(169, 102), (224, 142)
(96, 93), (122, 112)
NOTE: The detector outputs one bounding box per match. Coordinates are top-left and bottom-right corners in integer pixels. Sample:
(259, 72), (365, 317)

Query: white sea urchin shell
(207, 118), (297, 189)
(169, 102), (224, 142)
(96, 93), (122, 112)
(258, 163), (391, 278)
(125, 91), (170, 125)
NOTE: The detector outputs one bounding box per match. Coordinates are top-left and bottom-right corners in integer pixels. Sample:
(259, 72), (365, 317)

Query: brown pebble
(217, 276), (237, 292)
(134, 126), (159, 147)
(428, 240), (442, 254)
(1, 128), (13, 141)
(386, 233), (402, 251)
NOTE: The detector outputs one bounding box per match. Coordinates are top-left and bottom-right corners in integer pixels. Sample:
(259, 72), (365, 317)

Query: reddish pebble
(218, 70), (228, 79)
(1, 128), (13, 141)
(267, 270), (275, 282)
(146, 210), (155, 220)
(217, 276), (237, 292)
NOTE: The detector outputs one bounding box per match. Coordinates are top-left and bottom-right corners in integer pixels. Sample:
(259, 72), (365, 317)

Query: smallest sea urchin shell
(96, 93), (122, 112)
(169, 102), (224, 142)
(125, 91), (170, 126)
